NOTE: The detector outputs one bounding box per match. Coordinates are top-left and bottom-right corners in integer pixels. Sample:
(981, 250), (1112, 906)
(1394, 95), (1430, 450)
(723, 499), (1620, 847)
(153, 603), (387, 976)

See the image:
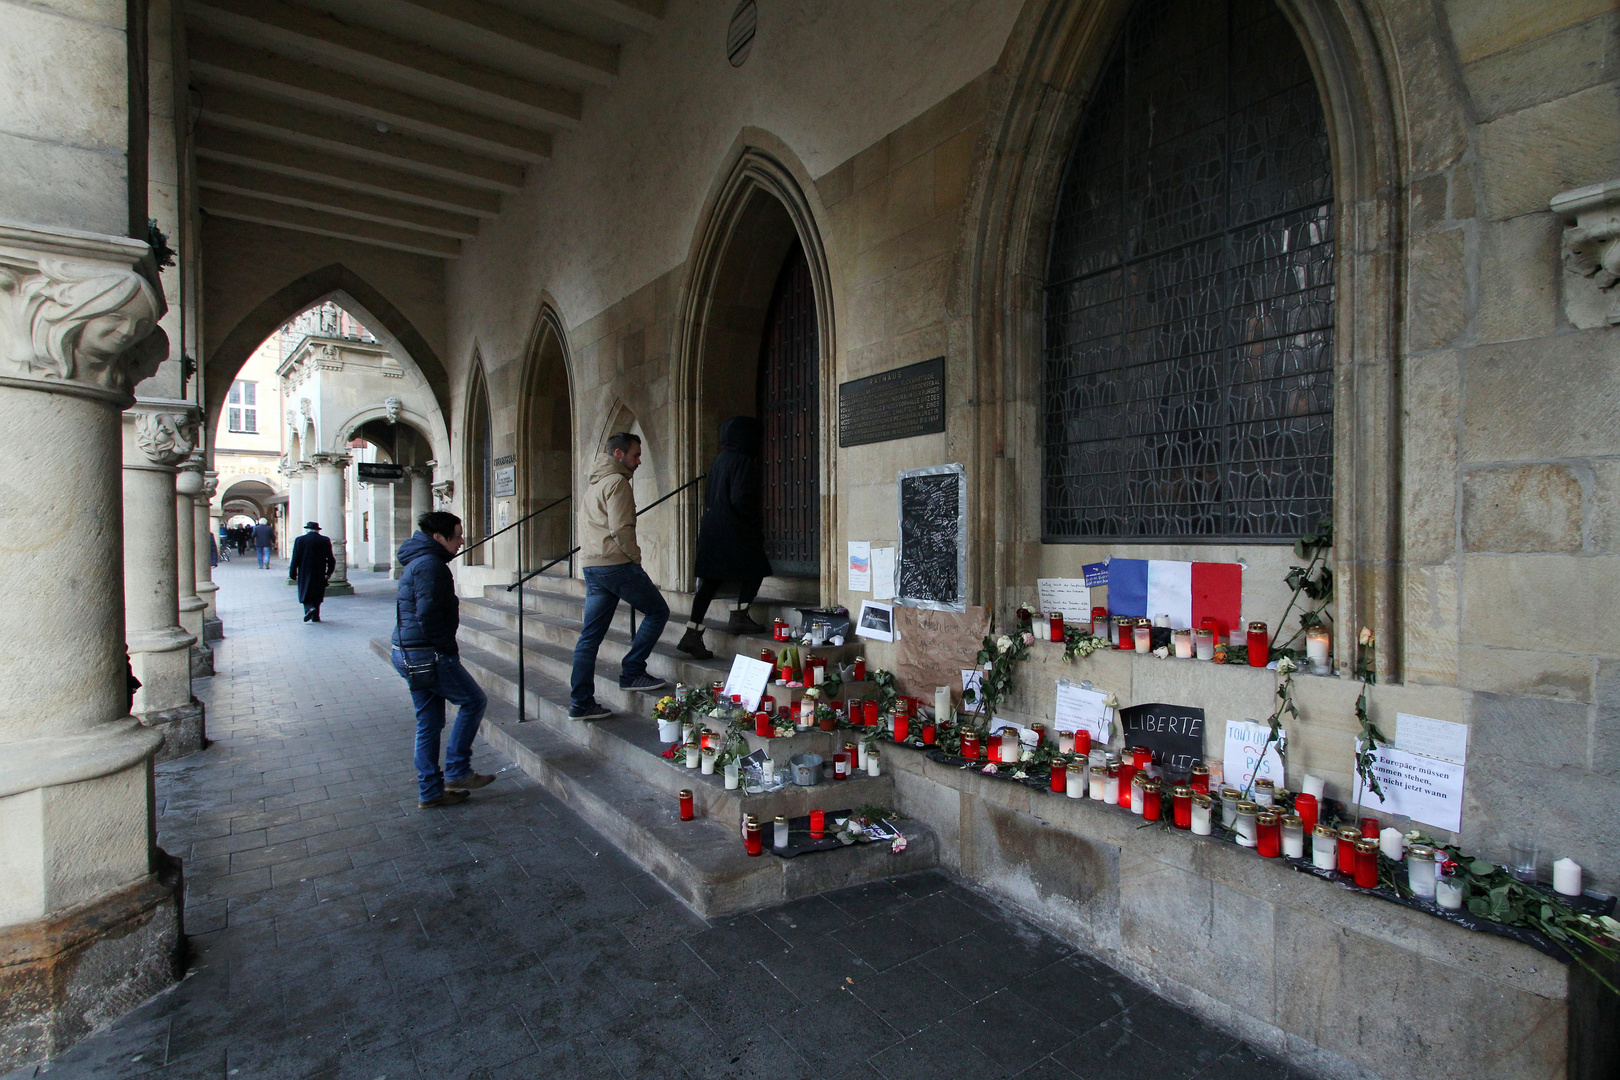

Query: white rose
(997, 635), (1015, 654)
(1275, 656), (1299, 676)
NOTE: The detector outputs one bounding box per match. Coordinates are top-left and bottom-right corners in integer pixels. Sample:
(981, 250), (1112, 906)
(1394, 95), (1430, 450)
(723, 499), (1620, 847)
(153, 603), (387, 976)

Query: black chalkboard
(1117, 703), (1206, 777)
(897, 464), (965, 611)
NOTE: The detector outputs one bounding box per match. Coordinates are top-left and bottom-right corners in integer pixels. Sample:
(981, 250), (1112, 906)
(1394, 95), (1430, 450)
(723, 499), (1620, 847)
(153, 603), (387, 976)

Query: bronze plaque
(837, 357), (946, 447)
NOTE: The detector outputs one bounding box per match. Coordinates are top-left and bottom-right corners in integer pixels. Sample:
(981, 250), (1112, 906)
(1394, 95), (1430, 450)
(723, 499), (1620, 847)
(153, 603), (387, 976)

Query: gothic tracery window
(1042, 0), (1335, 541)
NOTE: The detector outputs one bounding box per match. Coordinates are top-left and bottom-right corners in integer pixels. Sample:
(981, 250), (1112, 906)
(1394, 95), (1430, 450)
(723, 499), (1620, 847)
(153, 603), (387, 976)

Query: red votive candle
(961, 732), (980, 760)
(863, 701), (879, 726)
(893, 714), (910, 743)
(1117, 764), (1136, 810)
(1142, 780), (1162, 822)
(1172, 785), (1192, 829)
(755, 711), (771, 738)
(810, 809), (825, 839)
(1049, 613), (1064, 642)
(1117, 619), (1133, 649)
(1050, 763), (1067, 793)
(921, 723), (936, 745)
(1199, 615), (1222, 640)
(1189, 763), (1210, 794)
(780, 664), (794, 683)
(987, 740), (1001, 763)
(1256, 809), (1281, 857)
(1074, 730), (1092, 758)
(833, 752), (849, 780)
(760, 695), (775, 713)
(1354, 838), (1379, 888)
(678, 789), (694, 821)
(1246, 621), (1268, 667)
(1338, 827), (1360, 874)
(853, 658), (866, 681)
(1293, 793), (1319, 836)
(1360, 816), (1380, 839)
(760, 648), (775, 664)
(1031, 724), (1046, 747)
(744, 817), (762, 857)
(1131, 746), (1152, 770)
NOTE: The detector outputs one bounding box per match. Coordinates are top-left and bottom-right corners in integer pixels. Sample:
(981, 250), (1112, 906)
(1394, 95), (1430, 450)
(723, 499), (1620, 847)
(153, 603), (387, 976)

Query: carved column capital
(126, 399), (200, 469)
(1552, 179), (1620, 328)
(432, 479), (454, 508)
(176, 450), (206, 498)
(203, 471), (219, 499)
(0, 222), (168, 404)
(311, 452), (349, 475)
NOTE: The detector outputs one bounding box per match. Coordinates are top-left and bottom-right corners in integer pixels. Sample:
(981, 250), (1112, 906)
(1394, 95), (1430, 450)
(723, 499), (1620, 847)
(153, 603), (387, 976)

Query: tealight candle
(866, 748), (882, 777)
(774, 815), (789, 849)
(1066, 763), (1085, 799)
(1194, 628), (1215, 660)
(1253, 777), (1275, 807)
(1190, 793), (1213, 835)
(1103, 767), (1119, 804)
(1088, 765), (1107, 800)
(1380, 827), (1405, 861)
(1337, 827), (1360, 874)
(1302, 773), (1326, 800)
(679, 789), (694, 821)
(1172, 785), (1193, 829)
(1281, 812), (1305, 858)
(1435, 873), (1464, 910)
(1407, 844), (1437, 900)
(1173, 628), (1193, 658)
(1306, 626), (1330, 673)
(1247, 621), (1269, 666)
(1312, 825), (1338, 871)
(1554, 857), (1583, 897)
(1353, 837), (1380, 888)
(1233, 801), (1259, 847)
(1133, 623), (1152, 653)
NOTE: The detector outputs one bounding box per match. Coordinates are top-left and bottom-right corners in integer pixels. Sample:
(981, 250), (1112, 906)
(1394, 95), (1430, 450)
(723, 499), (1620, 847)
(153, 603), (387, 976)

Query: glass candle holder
(1194, 628), (1215, 660)
(1281, 813), (1305, 858)
(1088, 765), (1107, 800)
(1074, 730), (1092, 758)
(1049, 612), (1065, 642)
(1091, 606), (1109, 638)
(1142, 779), (1163, 822)
(1337, 827), (1361, 874)
(1312, 825), (1338, 871)
(961, 732), (980, 760)
(1407, 844), (1437, 901)
(1057, 731), (1075, 754)
(1050, 762), (1067, 794)
(744, 817), (763, 857)
(1220, 786), (1242, 826)
(1130, 773), (1148, 816)
(921, 723), (936, 745)
(1133, 622), (1152, 653)
(866, 749), (881, 777)
(1247, 621), (1269, 666)
(1306, 626), (1331, 673)
(1103, 766), (1120, 804)
(1293, 792), (1319, 836)
(1113, 616), (1131, 649)
(1435, 873), (1465, 911)
(1117, 764), (1136, 810)
(893, 714), (910, 743)
(685, 742), (701, 769)
(1233, 801), (1259, 847)
(1353, 837), (1380, 888)
(723, 760), (739, 790)
(678, 789), (694, 821)
(755, 711), (771, 738)
(1131, 746), (1152, 770)
(1252, 777), (1275, 807)
(809, 809), (826, 840)
(1359, 816), (1380, 840)
(773, 815), (789, 849)
(1031, 723), (1046, 746)
(1066, 763), (1086, 799)
(1172, 784), (1193, 829)
(863, 701), (880, 726)
(853, 657), (866, 681)
(1189, 763), (1210, 794)
(1255, 809), (1282, 857)
(1172, 628), (1193, 658)
(1001, 730), (1021, 762)
(1190, 793), (1214, 835)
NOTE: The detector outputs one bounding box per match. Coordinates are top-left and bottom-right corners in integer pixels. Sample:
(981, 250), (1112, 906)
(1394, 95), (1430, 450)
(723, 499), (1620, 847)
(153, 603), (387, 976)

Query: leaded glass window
(1042, 0), (1334, 541)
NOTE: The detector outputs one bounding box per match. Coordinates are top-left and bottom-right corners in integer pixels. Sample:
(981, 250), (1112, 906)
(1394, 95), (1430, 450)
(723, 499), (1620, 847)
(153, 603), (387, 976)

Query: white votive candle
(935, 686), (952, 725)
(700, 750), (716, 775)
(1190, 796), (1213, 836)
(1312, 826), (1338, 871)
(1057, 731), (1075, 754)
(723, 761), (739, 790)
(857, 742), (869, 768)
(1305, 626), (1330, 672)
(1379, 827), (1404, 860)
(774, 816), (789, 849)
(1089, 767), (1107, 801)
(762, 758), (775, 782)
(1002, 731), (1020, 760)
(866, 750), (881, 777)
(1103, 772), (1119, 803)
(1554, 857), (1583, 897)
(1436, 876), (1464, 911)
(1302, 773), (1326, 800)
(685, 745), (700, 769)
(1066, 765), (1085, 799)
(1173, 629), (1193, 659)
(1407, 846), (1437, 900)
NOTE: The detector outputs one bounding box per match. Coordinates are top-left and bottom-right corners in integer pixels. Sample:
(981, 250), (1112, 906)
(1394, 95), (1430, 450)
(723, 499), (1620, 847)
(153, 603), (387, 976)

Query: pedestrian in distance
(252, 517), (275, 568)
(288, 521), (335, 622)
(677, 416), (770, 659)
(569, 432), (670, 720)
(390, 510), (492, 809)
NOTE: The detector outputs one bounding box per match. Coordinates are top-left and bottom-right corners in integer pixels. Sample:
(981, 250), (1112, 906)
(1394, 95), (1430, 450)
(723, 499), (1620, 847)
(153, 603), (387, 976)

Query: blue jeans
(570, 562), (669, 708)
(256, 545), (271, 568)
(392, 647), (487, 801)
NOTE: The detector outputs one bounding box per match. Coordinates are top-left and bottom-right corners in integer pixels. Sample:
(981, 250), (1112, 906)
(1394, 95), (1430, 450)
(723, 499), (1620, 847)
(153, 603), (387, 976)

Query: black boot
(727, 609), (768, 635)
(676, 627), (713, 659)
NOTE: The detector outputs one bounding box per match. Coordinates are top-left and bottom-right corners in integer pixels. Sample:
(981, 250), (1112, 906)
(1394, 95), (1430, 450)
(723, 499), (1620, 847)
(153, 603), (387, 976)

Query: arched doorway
(520, 311), (574, 573)
(756, 241), (819, 578)
(464, 359), (494, 565)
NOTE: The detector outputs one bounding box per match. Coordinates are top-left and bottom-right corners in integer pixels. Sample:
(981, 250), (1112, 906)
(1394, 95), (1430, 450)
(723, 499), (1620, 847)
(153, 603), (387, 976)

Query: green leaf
(1470, 860), (1496, 878)
(1468, 898), (1488, 916)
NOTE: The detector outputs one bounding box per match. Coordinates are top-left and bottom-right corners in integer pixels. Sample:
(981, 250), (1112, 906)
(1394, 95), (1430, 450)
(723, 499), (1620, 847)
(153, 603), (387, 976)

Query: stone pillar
(176, 451), (210, 677)
(284, 465), (302, 546)
(407, 465), (432, 536)
(0, 225), (183, 1068)
(299, 462), (318, 532)
(313, 453), (353, 596)
(371, 481), (395, 573)
(198, 471), (222, 642)
(124, 401), (204, 760)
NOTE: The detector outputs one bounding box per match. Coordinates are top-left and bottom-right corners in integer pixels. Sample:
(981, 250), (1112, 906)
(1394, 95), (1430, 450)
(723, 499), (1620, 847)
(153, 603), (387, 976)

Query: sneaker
(619, 673), (668, 692)
(418, 789), (470, 809)
(445, 772), (494, 790)
(569, 701), (613, 720)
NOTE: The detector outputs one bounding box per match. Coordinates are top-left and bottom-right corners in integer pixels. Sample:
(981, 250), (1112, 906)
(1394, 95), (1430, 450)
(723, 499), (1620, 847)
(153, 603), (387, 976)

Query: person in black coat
(678, 416), (771, 658)
(289, 521), (336, 622)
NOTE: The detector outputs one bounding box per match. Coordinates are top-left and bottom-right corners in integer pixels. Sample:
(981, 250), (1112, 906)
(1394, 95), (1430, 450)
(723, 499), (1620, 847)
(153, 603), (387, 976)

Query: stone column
(284, 464), (302, 544)
(313, 453), (353, 596)
(371, 481), (395, 573)
(198, 471), (222, 641)
(0, 225), (183, 1067)
(124, 400), (204, 759)
(299, 462), (318, 531)
(406, 464), (432, 535)
(176, 451), (210, 677)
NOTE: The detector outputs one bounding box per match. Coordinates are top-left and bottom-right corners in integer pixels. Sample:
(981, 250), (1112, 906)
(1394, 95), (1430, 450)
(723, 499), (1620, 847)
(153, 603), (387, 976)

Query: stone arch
(959, 0), (1404, 676)
(673, 135), (837, 595)
(517, 300), (575, 570)
(204, 263), (452, 453)
(327, 405), (447, 466)
(462, 350), (494, 562)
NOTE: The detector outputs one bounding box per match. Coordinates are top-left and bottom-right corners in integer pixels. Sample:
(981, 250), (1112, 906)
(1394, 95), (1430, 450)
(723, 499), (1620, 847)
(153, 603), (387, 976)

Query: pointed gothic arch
(517, 301), (576, 572)
(462, 350), (495, 564)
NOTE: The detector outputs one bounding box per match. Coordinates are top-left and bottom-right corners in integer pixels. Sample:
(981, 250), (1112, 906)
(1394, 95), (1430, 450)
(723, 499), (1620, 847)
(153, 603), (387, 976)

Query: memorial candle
(866, 749), (881, 777)
(1133, 622), (1152, 653)
(1130, 773), (1148, 816)
(1554, 858), (1584, 897)
(1435, 872), (1465, 911)
(1116, 617), (1132, 649)
(1353, 838), (1380, 888)
(1247, 621), (1269, 667)
(1380, 827), (1405, 861)
(1057, 731), (1075, 754)
(809, 809), (825, 839)
(1359, 816), (1380, 839)
(1233, 801), (1259, 848)
(1074, 730), (1092, 758)
(833, 752), (849, 780)
(1190, 793), (1213, 835)
(921, 722), (936, 745)
(1131, 746), (1152, 770)
(935, 685), (952, 725)
(1252, 777), (1275, 807)
(1407, 845), (1437, 901)
(744, 816), (763, 857)
(1220, 787), (1242, 825)
(1302, 773), (1326, 799)
(1173, 628), (1193, 658)
(987, 740), (1001, 764)
(1050, 762), (1067, 794)
(1256, 809), (1282, 857)
(1281, 813), (1305, 858)
(853, 657), (866, 681)
(857, 741), (869, 769)
(1067, 763), (1086, 799)
(1172, 784), (1193, 829)
(863, 701), (879, 727)
(774, 815), (789, 849)
(1092, 606), (1109, 639)
(685, 741), (701, 769)
(1089, 765), (1107, 800)
(1103, 766), (1120, 804)
(961, 732), (980, 760)
(1117, 764), (1136, 809)
(679, 789), (694, 821)
(1141, 779), (1162, 822)
(700, 747), (716, 775)
(1002, 730), (1021, 762)
(1031, 723), (1046, 746)
(1050, 612), (1065, 642)
(723, 760), (739, 790)
(1306, 626), (1330, 674)
(1312, 825), (1338, 871)
(1292, 793), (1319, 836)
(844, 743), (859, 776)
(893, 713), (910, 743)
(809, 661), (825, 687)
(1195, 628), (1215, 660)
(1337, 827), (1360, 874)
(755, 711), (772, 738)
(1189, 763), (1210, 795)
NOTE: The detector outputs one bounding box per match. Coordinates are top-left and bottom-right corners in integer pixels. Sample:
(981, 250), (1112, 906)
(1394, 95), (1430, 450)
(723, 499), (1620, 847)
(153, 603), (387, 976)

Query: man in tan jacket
(569, 432), (670, 719)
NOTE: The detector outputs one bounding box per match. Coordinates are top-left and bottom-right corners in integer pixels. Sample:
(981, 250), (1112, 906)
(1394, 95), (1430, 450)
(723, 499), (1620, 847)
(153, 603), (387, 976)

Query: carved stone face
(79, 308), (154, 364)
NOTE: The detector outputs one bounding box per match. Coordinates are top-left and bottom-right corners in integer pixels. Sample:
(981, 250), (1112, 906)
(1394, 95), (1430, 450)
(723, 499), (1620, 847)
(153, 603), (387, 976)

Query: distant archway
(518, 304), (574, 571)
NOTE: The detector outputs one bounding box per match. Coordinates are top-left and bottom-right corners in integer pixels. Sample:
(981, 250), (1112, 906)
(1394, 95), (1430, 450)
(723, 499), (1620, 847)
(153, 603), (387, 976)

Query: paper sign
(1224, 719), (1286, 791)
(1037, 578), (1092, 621)
(961, 670), (984, 715)
(1118, 702), (1206, 774)
(855, 600), (894, 642)
(1363, 747), (1465, 832)
(1053, 681), (1113, 745)
(720, 654), (775, 712)
(497, 502), (510, 530)
(848, 541), (871, 592)
(1395, 713), (1468, 765)
(872, 547), (895, 600)
(1082, 561), (1109, 587)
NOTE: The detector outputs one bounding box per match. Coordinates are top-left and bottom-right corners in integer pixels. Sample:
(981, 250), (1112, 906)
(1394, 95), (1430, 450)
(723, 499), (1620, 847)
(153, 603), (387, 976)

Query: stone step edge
(462, 593), (799, 661)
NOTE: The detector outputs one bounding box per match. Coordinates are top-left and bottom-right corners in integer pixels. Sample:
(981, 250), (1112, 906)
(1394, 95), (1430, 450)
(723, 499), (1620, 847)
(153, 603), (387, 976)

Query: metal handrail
(507, 473), (705, 592)
(452, 492), (571, 560)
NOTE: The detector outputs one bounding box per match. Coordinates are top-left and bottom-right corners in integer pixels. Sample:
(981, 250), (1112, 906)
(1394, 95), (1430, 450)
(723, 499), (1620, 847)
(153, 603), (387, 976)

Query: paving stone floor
(9, 556), (1310, 1080)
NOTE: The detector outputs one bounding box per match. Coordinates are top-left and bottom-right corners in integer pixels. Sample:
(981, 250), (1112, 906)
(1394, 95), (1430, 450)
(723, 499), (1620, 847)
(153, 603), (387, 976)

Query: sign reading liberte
(838, 357), (946, 447)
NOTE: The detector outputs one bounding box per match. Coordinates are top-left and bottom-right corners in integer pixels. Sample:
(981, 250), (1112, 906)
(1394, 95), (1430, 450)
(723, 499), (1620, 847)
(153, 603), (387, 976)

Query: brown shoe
(418, 789), (470, 809)
(676, 627), (713, 659)
(445, 772), (494, 790)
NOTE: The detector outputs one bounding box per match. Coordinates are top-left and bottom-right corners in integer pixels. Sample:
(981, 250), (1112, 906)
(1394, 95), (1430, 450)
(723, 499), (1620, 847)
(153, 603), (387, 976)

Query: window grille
(228, 380), (258, 433)
(1042, 0), (1334, 542)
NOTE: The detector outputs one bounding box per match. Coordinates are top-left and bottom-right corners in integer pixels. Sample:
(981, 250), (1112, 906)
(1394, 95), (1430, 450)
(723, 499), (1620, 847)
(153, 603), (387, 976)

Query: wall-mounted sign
(838, 357), (946, 447)
(493, 454), (517, 467)
(896, 462), (966, 612)
(357, 462), (404, 483)
(493, 464), (516, 498)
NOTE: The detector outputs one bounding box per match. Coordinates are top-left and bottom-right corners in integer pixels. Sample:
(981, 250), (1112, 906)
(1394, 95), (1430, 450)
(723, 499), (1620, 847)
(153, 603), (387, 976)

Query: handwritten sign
(1037, 578), (1092, 621)
(892, 605), (988, 700)
(1117, 702), (1206, 774)
(1395, 713), (1468, 764)
(1223, 720), (1286, 792)
(1082, 561), (1109, 586)
(872, 546), (895, 600)
(721, 654), (774, 712)
(1363, 747), (1465, 832)
(1053, 681), (1113, 745)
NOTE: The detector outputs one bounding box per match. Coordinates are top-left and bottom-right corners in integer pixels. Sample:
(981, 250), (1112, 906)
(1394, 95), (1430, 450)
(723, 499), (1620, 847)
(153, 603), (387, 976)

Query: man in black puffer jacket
(391, 511), (493, 809)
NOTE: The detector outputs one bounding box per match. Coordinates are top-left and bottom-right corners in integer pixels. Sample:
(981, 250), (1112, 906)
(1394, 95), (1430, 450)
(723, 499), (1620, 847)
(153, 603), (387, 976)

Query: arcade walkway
(5, 560), (1303, 1080)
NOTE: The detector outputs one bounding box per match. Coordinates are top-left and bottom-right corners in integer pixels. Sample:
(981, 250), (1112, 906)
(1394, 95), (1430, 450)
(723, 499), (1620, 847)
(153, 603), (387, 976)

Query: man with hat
(289, 521), (336, 622)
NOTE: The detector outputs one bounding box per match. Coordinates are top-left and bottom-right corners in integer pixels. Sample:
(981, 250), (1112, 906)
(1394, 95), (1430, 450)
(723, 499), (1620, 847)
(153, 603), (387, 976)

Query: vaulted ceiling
(186, 0), (665, 259)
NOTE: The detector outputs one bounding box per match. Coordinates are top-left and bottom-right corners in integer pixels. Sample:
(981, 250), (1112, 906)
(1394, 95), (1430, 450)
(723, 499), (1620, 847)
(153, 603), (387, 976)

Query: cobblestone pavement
(10, 557), (1307, 1080)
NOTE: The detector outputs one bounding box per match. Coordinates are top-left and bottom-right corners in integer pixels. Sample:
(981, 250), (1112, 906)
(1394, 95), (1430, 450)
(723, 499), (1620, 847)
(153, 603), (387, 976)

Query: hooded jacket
(580, 453), (640, 567)
(392, 531), (460, 654)
(695, 416), (771, 582)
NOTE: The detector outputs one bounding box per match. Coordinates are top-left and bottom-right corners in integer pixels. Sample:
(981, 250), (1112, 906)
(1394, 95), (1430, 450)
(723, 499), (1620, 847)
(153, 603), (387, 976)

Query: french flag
(1107, 559), (1243, 637)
